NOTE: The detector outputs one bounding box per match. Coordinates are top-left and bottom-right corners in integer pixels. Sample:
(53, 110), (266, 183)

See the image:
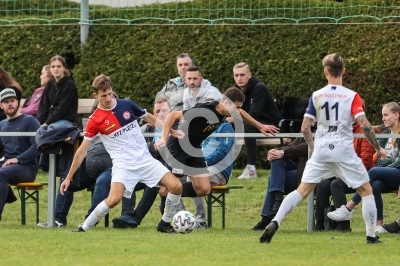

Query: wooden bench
(78, 98), (96, 118)
(87, 186), (109, 227)
(10, 182), (45, 225)
(205, 185), (243, 229)
(235, 138), (281, 146)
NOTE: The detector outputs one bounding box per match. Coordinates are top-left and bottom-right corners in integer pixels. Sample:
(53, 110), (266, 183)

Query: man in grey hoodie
(182, 66), (221, 110)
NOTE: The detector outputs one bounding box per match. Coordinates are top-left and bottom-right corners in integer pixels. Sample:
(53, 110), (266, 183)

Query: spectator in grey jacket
(155, 53), (195, 111)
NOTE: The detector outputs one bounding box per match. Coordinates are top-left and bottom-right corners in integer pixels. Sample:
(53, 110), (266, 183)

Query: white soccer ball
(171, 211), (197, 234)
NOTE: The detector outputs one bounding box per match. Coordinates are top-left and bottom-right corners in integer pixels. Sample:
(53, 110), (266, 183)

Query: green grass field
(1, 169), (399, 266)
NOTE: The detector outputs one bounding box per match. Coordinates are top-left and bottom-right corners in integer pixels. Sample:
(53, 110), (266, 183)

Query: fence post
(80, 0), (89, 46)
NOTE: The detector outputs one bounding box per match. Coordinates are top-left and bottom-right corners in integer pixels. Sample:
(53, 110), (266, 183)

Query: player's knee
(168, 180), (182, 195)
(105, 196), (122, 208)
(194, 186), (210, 196)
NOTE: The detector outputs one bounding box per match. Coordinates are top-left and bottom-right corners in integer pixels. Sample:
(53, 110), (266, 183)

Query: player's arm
(154, 111), (183, 150)
(356, 115), (386, 158)
(142, 112), (163, 129)
(60, 139), (91, 195)
(301, 117), (314, 154)
(237, 109), (280, 135)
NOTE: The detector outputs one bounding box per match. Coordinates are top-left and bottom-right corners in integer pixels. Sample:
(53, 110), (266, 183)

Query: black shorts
(166, 148), (208, 177)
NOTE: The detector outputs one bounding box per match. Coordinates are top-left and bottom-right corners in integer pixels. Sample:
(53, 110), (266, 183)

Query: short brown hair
(92, 74), (113, 93)
(322, 53), (344, 78)
(222, 87), (245, 103)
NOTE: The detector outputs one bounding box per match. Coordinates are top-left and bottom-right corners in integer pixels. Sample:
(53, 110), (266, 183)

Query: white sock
(192, 197), (206, 221)
(162, 193), (181, 223)
(272, 190), (303, 227)
(82, 201), (110, 231)
(362, 195), (377, 238)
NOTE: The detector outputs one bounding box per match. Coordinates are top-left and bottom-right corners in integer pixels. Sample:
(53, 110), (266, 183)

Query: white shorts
(111, 157), (169, 198)
(302, 155), (369, 189)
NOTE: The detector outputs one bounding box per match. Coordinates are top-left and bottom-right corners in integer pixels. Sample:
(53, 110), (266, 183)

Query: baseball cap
(0, 88), (17, 102)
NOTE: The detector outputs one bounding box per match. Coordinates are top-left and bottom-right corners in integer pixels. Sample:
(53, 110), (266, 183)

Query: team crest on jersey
(122, 111), (131, 120)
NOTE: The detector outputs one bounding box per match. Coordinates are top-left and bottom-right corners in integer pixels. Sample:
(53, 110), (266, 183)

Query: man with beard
(0, 88), (40, 221)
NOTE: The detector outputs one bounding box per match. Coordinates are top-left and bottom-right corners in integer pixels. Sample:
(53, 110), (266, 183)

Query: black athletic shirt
(168, 100), (226, 149)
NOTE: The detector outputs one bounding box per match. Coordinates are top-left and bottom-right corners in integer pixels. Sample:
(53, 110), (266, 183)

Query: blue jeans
(351, 166), (400, 220)
(261, 158), (298, 217)
(86, 168), (112, 217)
(55, 173), (96, 224)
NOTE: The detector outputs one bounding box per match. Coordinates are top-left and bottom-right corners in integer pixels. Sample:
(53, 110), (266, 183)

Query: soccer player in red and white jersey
(60, 74), (182, 233)
(260, 53), (387, 244)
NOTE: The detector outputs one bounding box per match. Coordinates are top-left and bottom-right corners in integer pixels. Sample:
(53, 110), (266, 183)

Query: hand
(1, 158), (18, 167)
(260, 124), (280, 136)
(154, 138), (166, 151)
(378, 147), (387, 160)
(267, 149), (283, 161)
(41, 123), (47, 127)
(60, 178), (71, 196)
(171, 129), (185, 139)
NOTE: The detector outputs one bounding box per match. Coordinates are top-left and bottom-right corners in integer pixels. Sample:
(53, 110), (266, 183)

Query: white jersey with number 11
(304, 84), (365, 162)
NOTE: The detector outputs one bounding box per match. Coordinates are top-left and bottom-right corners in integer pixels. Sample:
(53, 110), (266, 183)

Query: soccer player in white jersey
(60, 74), (182, 233)
(259, 53), (387, 244)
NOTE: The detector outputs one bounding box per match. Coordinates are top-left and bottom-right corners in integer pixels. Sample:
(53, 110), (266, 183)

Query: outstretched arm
(237, 109), (280, 136)
(356, 115), (387, 159)
(143, 112), (163, 129)
(154, 111), (183, 150)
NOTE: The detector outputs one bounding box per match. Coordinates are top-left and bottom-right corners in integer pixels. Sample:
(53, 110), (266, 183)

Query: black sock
(261, 216), (271, 225)
(181, 182), (198, 197)
(272, 191), (284, 201)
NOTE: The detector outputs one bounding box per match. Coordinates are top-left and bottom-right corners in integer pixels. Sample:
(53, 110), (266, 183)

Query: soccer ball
(171, 211), (197, 234)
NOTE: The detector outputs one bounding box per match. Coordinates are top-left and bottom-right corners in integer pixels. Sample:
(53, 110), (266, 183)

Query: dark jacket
(36, 125), (84, 179)
(276, 137), (308, 186)
(236, 76), (282, 126)
(36, 76), (78, 125)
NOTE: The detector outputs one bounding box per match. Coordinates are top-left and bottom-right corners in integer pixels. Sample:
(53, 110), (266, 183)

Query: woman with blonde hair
(21, 65), (52, 117)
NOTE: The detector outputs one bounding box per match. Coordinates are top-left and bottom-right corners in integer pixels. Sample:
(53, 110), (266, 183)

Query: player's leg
(79, 182), (125, 232)
(157, 171), (182, 232)
(182, 155), (210, 197)
(335, 159), (382, 244)
(260, 159), (334, 243)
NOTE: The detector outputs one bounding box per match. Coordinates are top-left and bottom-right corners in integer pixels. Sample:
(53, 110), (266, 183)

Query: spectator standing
(233, 62), (282, 179)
